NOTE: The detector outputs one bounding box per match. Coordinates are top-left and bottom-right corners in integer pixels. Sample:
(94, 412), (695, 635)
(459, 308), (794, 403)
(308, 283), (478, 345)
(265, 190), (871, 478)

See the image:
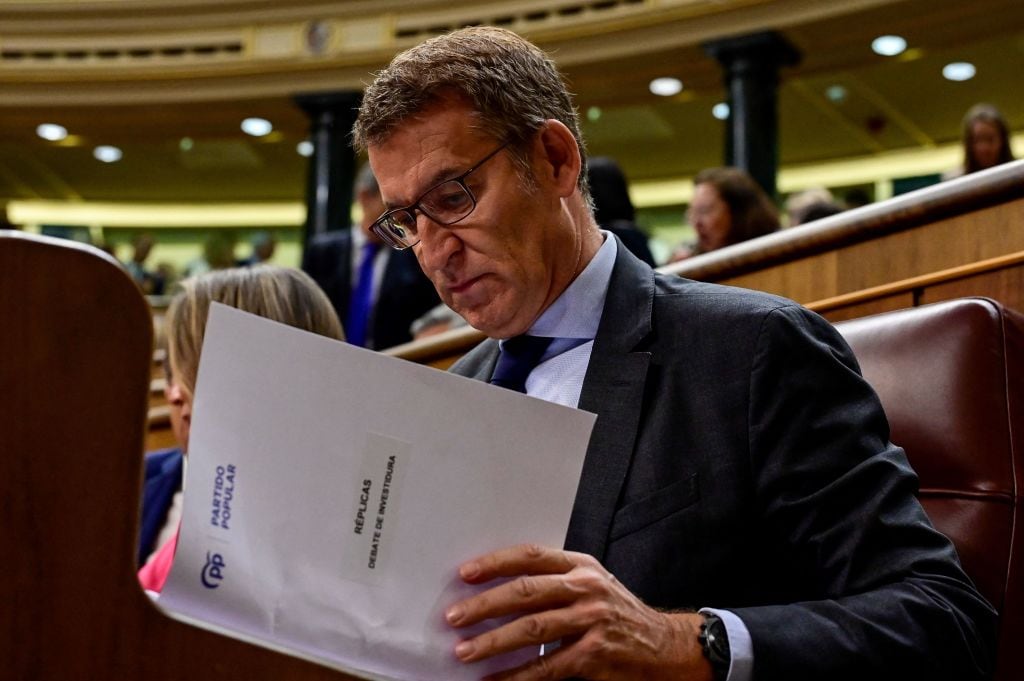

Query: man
(353, 27), (995, 681)
(302, 164), (439, 349)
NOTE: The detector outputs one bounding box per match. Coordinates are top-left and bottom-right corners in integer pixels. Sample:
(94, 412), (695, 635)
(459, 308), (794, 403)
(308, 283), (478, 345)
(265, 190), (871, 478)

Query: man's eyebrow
(384, 163), (464, 210)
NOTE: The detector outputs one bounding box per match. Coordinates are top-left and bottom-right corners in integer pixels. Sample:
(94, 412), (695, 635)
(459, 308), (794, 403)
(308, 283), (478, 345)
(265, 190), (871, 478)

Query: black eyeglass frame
(370, 141), (511, 250)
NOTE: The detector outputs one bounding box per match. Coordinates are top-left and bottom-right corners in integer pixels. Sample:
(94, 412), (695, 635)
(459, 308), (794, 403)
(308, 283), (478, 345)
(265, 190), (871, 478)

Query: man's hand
(445, 543), (713, 681)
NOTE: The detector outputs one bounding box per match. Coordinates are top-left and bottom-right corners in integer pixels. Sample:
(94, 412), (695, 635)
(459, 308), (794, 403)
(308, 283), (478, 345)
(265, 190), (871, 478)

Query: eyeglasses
(370, 141), (511, 250)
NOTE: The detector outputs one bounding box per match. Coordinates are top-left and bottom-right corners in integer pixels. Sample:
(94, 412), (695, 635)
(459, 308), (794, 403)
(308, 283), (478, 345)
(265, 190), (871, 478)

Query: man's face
(369, 102), (581, 338)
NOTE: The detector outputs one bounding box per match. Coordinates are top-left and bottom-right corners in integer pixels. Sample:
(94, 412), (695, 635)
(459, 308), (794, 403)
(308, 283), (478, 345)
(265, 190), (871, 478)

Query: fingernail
(455, 640), (475, 660)
(460, 562), (480, 580)
(446, 606), (463, 624)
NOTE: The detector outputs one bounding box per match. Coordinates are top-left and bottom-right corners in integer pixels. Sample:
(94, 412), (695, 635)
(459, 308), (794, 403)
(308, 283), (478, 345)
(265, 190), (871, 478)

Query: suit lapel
(565, 245), (653, 561)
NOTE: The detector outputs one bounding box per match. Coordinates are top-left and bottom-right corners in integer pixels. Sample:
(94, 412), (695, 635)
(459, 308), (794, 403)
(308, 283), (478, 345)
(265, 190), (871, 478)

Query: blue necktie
(346, 241), (380, 348)
(490, 335), (554, 393)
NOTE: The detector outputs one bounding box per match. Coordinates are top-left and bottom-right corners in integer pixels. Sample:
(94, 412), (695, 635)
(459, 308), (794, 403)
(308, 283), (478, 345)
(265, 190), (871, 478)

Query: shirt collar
(526, 231), (617, 341)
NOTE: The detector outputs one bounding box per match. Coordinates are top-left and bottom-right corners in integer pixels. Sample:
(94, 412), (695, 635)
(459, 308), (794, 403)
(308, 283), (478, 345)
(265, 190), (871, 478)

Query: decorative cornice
(0, 0), (899, 106)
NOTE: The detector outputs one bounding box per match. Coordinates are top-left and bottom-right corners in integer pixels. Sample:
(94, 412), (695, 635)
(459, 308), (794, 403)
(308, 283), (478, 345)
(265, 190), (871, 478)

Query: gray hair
(353, 26), (590, 201)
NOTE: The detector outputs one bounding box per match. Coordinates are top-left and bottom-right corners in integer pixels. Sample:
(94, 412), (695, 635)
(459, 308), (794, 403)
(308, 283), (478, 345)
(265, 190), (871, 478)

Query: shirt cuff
(699, 608), (753, 681)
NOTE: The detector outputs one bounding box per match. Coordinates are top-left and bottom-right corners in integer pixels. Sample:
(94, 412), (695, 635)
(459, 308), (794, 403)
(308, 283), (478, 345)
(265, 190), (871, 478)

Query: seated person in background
(138, 265), (344, 593)
(785, 187), (843, 226)
(237, 230), (277, 266)
(586, 156), (656, 266)
(796, 200), (843, 224)
(355, 26), (995, 680)
(124, 232), (165, 295)
(671, 166), (779, 261)
(842, 187), (872, 210)
(946, 103), (1016, 179)
(184, 231), (237, 278)
(303, 163), (439, 349)
(153, 261), (179, 294)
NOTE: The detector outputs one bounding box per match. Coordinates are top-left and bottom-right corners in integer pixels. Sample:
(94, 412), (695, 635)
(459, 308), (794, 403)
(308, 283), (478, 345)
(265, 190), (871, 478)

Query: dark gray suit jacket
(450, 242), (995, 680)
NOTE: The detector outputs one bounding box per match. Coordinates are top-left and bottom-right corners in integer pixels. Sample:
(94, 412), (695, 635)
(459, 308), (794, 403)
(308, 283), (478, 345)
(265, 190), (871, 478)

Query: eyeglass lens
(377, 180), (475, 248)
(372, 141), (510, 249)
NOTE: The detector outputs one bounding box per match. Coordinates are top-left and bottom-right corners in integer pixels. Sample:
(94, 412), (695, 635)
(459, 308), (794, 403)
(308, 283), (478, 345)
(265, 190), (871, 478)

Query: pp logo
(201, 552), (226, 589)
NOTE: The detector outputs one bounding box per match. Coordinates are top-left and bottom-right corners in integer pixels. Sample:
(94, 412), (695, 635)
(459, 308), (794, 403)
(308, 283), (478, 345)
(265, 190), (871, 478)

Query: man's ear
(533, 119), (582, 198)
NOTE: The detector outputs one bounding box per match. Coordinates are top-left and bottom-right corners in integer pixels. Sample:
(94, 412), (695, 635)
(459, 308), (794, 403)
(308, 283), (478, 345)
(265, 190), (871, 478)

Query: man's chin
(454, 305), (519, 339)
(447, 288), (533, 338)
(470, 318), (533, 339)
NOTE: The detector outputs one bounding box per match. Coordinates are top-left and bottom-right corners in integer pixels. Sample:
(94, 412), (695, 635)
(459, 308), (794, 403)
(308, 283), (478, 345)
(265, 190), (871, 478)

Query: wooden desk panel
(719, 198), (1024, 304)
(818, 293), (916, 324)
(921, 268), (1024, 313)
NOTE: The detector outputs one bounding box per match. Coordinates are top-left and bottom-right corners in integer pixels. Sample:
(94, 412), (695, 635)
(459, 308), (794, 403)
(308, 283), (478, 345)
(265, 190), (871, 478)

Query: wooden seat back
(0, 232), (355, 679)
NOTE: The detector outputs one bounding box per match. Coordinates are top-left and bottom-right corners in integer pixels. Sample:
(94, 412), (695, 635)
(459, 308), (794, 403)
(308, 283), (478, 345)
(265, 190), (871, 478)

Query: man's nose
(416, 215), (461, 271)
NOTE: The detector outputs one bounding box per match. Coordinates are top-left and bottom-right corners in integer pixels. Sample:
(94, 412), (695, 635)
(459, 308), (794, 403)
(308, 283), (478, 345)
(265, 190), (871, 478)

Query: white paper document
(158, 304), (597, 680)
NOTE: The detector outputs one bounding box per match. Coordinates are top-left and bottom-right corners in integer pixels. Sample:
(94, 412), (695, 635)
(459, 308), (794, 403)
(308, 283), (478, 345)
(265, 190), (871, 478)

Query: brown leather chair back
(836, 297), (1023, 681)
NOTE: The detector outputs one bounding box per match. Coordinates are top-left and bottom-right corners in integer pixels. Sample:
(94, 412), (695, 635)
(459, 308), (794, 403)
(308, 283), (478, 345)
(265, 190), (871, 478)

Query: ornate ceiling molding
(0, 0), (899, 106)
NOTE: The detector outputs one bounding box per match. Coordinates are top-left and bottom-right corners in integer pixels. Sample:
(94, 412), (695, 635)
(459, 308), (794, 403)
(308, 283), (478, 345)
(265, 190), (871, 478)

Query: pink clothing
(138, 530), (178, 593)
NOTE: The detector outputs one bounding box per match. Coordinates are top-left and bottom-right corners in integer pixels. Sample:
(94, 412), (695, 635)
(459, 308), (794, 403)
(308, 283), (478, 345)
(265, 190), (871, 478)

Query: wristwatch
(698, 613), (731, 681)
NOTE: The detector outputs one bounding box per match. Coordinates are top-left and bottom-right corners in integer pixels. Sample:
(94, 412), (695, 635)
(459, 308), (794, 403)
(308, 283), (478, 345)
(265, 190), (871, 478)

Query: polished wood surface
(385, 324), (484, 370)
(807, 250), (1024, 321)
(1, 232), (358, 680)
(390, 160), (1024, 367)
(921, 267), (1024, 313)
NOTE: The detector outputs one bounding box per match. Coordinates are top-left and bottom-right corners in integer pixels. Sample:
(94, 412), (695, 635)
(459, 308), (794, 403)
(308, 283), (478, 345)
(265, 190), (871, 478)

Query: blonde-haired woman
(139, 265), (343, 593)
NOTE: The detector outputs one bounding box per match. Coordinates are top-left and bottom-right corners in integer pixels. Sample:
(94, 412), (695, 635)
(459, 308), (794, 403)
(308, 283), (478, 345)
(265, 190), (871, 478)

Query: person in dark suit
(586, 156), (656, 267)
(302, 164), (439, 349)
(352, 27), (995, 681)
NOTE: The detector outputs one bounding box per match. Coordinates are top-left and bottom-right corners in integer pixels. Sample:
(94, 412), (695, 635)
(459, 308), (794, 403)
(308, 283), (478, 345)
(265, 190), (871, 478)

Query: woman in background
(138, 265), (343, 593)
(958, 103), (1015, 176)
(673, 166), (780, 260)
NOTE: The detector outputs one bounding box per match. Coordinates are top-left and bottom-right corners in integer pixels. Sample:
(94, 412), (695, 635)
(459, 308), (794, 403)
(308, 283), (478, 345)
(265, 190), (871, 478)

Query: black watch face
(709, 617), (730, 656)
(701, 615), (731, 679)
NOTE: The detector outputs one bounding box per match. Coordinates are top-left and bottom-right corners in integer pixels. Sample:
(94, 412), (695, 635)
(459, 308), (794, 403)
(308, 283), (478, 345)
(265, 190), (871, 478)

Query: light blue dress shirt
(502, 232), (754, 681)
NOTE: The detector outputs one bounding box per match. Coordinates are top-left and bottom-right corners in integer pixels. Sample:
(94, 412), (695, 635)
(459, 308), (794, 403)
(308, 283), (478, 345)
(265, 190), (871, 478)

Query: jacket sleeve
(731, 305), (997, 681)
